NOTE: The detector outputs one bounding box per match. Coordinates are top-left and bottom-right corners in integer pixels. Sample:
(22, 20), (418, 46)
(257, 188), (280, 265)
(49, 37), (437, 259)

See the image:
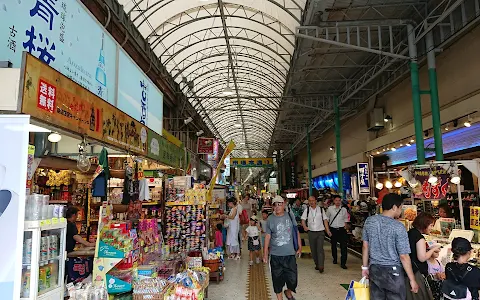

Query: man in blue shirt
(362, 193), (419, 300)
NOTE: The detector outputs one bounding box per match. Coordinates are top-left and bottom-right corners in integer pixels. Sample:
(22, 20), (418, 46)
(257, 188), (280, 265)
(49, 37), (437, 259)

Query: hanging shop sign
(230, 157), (274, 168)
(197, 137), (215, 154)
(357, 163), (370, 194)
(0, 115), (30, 298)
(290, 161), (296, 188)
(0, 0), (118, 104)
(20, 53), (147, 155)
(413, 167), (449, 199)
(117, 51), (163, 135)
(147, 129), (184, 169)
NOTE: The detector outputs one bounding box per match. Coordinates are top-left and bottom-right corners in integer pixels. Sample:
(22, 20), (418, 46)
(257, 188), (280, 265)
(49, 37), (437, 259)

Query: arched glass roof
(118, 0), (307, 157)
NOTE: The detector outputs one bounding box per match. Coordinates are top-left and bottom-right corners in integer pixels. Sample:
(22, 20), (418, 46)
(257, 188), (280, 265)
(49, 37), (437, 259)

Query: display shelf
(24, 219), (67, 231)
(142, 202), (161, 206)
(48, 200), (69, 204)
(166, 201), (206, 206)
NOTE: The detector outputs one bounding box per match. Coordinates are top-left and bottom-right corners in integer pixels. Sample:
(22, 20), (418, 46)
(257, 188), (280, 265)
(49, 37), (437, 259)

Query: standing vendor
(66, 206), (95, 253)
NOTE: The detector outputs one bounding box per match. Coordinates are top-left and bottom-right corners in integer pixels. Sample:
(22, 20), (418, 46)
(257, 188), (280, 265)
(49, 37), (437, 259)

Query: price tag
(45, 219), (52, 225)
(60, 218), (66, 223)
(52, 218), (58, 224)
(40, 220), (45, 227)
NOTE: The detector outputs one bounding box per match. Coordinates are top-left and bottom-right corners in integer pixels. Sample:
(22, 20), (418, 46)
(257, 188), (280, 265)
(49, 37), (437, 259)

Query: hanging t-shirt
(138, 178), (150, 201)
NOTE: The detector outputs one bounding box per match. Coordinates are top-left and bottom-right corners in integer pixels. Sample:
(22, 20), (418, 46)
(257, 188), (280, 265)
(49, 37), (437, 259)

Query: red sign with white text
(197, 137), (215, 154)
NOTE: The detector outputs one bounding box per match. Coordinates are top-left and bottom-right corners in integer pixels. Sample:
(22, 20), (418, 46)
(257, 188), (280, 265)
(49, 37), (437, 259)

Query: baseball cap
(451, 237), (473, 253)
(250, 215), (258, 221)
(272, 195), (284, 204)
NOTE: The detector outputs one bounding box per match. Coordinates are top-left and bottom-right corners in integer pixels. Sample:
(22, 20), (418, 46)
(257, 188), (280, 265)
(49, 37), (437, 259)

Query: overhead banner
(146, 129), (184, 169)
(197, 137), (215, 154)
(0, 115), (30, 298)
(117, 51), (163, 135)
(20, 53), (147, 155)
(357, 163), (370, 194)
(413, 167), (450, 199)
(230, 157), (274, 168)
(208, 141), (236, 195)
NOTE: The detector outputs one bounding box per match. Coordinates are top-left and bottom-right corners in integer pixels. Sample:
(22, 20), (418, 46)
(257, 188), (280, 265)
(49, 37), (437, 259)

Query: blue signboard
(118, 50), (164, 135)
(0, 0), (117, 104)
(357, 163), (370, 194)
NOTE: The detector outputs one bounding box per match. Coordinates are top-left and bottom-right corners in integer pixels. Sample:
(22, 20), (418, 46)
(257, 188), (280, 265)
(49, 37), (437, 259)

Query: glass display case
(20, 220), (66, 300)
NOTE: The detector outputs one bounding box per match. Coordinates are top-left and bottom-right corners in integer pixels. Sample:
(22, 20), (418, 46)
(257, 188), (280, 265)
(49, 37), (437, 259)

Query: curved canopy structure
(118, 0), (306, 158)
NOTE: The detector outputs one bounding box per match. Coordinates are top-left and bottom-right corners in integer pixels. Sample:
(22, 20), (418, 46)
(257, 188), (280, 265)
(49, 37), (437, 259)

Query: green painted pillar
(306, 126), (313, 197)
(334, 96), (343, 197)
(427, 32), (444, 161)
(407, 24), (425, 164)
(277, 153), (282, 193)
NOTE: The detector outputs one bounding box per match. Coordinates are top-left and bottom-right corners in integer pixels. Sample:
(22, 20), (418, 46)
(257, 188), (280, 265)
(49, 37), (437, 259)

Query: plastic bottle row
(25, 194), (66, 221)
(21, 260), (59, 297)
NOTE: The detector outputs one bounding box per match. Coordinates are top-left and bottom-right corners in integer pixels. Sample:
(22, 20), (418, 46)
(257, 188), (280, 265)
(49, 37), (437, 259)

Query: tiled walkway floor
(208, 243), (363, 300)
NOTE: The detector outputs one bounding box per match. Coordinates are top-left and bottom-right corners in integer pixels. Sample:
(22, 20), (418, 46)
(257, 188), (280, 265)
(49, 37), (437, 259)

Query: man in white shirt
(326, 195), (349, 269)
(301, 196), (331, 273)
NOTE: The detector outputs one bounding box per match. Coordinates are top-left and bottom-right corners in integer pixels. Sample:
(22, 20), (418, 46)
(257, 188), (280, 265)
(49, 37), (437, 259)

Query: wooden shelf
(142, 202), (161, 206)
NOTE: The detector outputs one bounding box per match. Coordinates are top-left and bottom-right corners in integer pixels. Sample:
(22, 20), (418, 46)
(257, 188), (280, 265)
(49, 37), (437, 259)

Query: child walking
(215, 223), (224, 249)
(427, 249), (445, 300)
(245, 216), (261, 266)
(260, 210), (269, 248)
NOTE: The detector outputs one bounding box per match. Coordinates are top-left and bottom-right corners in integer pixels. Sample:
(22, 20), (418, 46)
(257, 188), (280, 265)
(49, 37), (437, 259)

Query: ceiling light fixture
(464, 115), (472, 127)
(445, 124), (449, 131)
(391, 147), (396, 151)
(329, 146), (335, 151)
(410, 139), (414, 143)
(384, 115), (392, 122)
(385, 180), (393, 189)
(428, 173), (438, 185)
(406, 143), (411, 147)
(184, 117), (193, 125)
(196, 130), (204, 136)
(375, 181), (384, 190)
(47, 132), (62, 143)
(222, 86), (234, 96)
(394, 181), (402, 188)
(450, 173), (461, 185)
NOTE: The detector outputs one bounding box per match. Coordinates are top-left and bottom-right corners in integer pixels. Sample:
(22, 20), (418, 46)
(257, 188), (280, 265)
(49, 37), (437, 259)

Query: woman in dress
(226, 198), (241, 260)
(406, 213), (442, 300)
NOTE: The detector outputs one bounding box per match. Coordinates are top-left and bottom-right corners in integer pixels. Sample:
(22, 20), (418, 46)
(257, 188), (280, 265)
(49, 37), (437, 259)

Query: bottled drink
(38, 264), (46, 292)
(21, 267), (31, 297)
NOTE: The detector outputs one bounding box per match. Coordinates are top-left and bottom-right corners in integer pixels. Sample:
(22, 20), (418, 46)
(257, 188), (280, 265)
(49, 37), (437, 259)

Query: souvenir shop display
(164, 204), (206, 253)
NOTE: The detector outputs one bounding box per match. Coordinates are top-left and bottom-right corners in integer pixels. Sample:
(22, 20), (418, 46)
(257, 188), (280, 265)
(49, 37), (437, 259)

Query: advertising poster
(21, 53), (147, 155)
(357, 163), (370, 194)
(0, 0), (117, 104)
(117, 51), (163, 135)
(0, 115), (30, 298)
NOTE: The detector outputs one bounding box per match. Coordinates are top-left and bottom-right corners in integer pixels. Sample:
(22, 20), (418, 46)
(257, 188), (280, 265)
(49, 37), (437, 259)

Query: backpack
(239, 209), (249, 225)
(442, 265), (472, 300)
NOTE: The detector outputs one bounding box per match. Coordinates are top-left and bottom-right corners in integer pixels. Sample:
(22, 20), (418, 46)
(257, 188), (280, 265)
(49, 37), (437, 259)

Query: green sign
(147, 130), (184, 169)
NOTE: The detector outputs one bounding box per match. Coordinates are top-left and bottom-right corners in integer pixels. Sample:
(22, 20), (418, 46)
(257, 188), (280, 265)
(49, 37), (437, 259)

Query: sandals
(284, 290), (296, 300)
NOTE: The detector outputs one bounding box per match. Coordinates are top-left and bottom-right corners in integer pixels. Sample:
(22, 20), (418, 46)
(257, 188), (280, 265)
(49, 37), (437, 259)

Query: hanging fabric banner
(208, 141), (236, 195)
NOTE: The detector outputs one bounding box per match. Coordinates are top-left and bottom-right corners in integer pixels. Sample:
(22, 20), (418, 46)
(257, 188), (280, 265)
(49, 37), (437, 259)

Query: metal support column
(407, 24), (425, 164)
(306, 126), (313, 197)
(426, 31), (444, 160)
(334, 96), (343, 197)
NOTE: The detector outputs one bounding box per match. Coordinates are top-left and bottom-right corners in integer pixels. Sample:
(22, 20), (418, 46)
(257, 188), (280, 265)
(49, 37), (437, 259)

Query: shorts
(270, 255), (298, 294)
(369, 264), (406, 300)
(248, 236), (261, 251)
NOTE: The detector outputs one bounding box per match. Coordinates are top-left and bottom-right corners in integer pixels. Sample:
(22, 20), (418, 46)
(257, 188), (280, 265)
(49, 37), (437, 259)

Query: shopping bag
(345, 277), (370, 300)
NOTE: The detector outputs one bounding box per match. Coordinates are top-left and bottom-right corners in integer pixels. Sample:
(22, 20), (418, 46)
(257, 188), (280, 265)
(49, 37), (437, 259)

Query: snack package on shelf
(66, 282), (108, 300)
(163, 268), (209, 300)
(165, 205), (206, 253)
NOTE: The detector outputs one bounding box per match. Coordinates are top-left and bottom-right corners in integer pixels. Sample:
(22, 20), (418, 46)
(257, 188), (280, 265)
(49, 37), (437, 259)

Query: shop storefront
(0, 53), (218, 299)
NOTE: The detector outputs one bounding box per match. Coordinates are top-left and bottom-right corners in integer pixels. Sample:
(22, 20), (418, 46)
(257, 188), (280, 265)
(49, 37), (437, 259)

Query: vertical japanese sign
(0, 115), (30, 298)
(117, 51), (163, 135)
(357, 163), (370, 194)
(470, 207), (480, 230)
(0, 0), (117, 104)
